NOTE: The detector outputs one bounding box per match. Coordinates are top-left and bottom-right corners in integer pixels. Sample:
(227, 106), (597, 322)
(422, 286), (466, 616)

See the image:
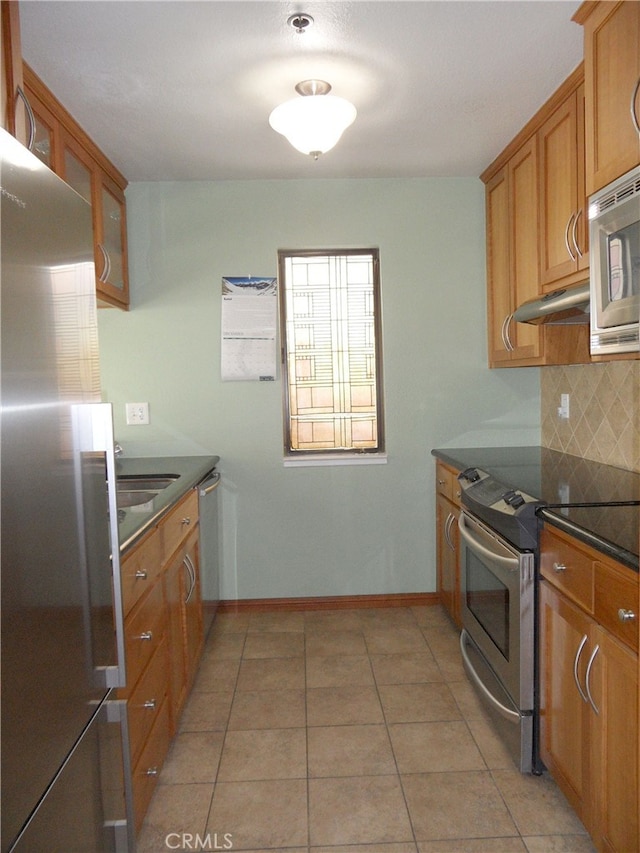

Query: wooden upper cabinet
(17, 77), (62, 171)
(485, 167), (512, 365)
(482, 64), (593, 368)
(574, 0), (640, 195)
(60, 128), (129, 308)
(485, 139), (544, 365)
(1, 0), (26, 141)
(508, 137), (542, 361)
(22, 64), (129, 309)
(537, 73), (589, 290)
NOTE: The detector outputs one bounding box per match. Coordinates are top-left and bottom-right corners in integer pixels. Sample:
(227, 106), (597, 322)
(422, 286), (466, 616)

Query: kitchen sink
(116, 474), (179, 492)
(116, 474), (179, 508)
(117, 490), (159, 508)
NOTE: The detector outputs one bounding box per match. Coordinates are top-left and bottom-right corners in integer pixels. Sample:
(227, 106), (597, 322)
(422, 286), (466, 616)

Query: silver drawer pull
(618, 608), (636, 623)
(138, 631), (153, 641)
(143, 699), (157, 710)
(182, 516), (191, 526)
(145, 767), (158, 777)
(438, 479), (446, 485)
(135, 570), (148, 579)
(553, 562), (567, 572)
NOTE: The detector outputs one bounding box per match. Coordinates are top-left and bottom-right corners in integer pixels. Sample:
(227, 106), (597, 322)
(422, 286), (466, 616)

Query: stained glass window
(278, 249), (385, 455)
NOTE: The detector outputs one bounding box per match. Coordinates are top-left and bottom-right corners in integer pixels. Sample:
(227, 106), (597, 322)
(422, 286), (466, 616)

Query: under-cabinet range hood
(513, 283), (590, 325)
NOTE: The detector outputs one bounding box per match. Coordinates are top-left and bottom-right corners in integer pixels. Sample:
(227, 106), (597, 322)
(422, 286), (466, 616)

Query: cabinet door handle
(145, 767), (158, 777)
(618, 608), (636, 623)
(503, 315), (514, 352)
(138, 631), (153, 642)
(631, 75), (640, 137)
(444, 513), (452, 549)
(135, 570), (148, 580)
(500, 314), (510, 351)
(184, 554), (196, 603)
(15, 86), (36, 152)
(573, 634), (588, 703)
(143, 699), (157, 710)
(182, 516), (191, 526)
(553, 562), (567, 573)
(97, 243), (111, 283)
(564, 213), (576, 261)
(585, 644), (600, 715)
(444, 513), (456, 551)
(571, 209), (583, 258)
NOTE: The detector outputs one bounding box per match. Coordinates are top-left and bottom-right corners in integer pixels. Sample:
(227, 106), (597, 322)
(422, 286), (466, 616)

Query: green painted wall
(98, 178), (540, 600)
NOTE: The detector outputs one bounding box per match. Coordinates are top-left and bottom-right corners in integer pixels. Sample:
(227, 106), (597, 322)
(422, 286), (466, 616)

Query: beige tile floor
(137, 605), (596, 853)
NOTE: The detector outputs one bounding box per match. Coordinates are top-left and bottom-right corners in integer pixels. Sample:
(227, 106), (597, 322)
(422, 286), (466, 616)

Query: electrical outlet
(557, 393), (570, 420)
(125, 402), (150, 425)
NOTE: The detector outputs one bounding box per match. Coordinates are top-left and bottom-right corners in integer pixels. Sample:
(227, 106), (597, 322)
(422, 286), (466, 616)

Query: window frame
(278, 247), (385, 460)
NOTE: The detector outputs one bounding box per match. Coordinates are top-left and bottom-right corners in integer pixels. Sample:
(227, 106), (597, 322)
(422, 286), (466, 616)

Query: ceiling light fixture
(268, 79), (357, 160)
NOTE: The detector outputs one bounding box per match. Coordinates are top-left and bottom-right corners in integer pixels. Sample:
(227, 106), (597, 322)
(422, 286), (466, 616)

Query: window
(278, 248), (385, 457)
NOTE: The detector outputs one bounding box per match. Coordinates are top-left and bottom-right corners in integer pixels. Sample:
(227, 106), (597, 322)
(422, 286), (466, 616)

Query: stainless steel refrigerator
(1, 128), (132, 852)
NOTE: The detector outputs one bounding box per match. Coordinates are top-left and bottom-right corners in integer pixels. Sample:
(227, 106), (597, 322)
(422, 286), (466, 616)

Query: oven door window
(466, 549), (509, 659)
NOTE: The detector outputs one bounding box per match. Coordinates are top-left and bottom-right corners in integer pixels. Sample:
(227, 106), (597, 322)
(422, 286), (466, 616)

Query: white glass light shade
(269, 93), (357, 157)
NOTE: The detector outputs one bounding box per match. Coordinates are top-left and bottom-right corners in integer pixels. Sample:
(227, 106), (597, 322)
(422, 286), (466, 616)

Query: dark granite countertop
(116, 455), (219, 552)
(538, 504), (638, 571)
(431, 446), (639, 571)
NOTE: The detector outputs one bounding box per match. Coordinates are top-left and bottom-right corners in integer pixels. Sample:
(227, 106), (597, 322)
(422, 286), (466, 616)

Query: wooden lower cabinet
(131, 696), (171, 835)
(183, 533), (204, 687)
(539, 526), (639, 852)
(539, 582), (592, 816)
(590, 626), (639, 853)
(119, 488), (204, 834)
(435, 461), (461, 627)
(127, 635), (169, 769)
(165, 553), (189, 730)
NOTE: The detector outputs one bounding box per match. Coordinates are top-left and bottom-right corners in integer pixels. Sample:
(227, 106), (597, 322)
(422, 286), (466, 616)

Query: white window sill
(283, 453), (388, 468)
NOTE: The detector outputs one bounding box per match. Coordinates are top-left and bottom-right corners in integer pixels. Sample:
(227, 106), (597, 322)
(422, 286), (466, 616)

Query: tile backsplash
(541, 360), (640, 472)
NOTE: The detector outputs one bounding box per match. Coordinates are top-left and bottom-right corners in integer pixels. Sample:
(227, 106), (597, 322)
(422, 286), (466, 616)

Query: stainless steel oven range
(457, 467), (543, 774)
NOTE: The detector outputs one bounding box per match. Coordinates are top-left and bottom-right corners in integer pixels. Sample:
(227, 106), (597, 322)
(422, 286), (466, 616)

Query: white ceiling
(19, 0), (584, 182)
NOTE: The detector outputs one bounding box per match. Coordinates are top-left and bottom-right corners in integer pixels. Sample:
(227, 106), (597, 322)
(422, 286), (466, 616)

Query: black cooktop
(539, 504), (639, 571)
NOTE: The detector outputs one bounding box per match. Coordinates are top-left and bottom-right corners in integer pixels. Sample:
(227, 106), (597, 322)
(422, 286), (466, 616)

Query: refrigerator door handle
(72, 403), (127, 690)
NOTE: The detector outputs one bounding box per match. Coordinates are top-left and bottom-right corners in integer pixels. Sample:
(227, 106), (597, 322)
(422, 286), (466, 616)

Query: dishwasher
(198, 470), (221, 633)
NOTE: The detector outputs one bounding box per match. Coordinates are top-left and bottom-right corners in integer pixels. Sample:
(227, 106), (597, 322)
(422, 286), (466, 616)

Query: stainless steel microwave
(589, 166), (640, 355)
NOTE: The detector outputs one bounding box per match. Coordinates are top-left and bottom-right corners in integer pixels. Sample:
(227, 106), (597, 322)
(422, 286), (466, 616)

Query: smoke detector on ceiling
(287, 13), (314, 34)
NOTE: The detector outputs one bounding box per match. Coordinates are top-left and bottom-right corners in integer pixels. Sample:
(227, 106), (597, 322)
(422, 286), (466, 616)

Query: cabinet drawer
(120, 529), (162, 617)
(540, 528), (594, 612)
(436, 462), (460, 504)
(131, 695), (171, 834)
(124, 580), (166, 691)
(160, 489), (199, 565)
(127, 633), (169, 767)
(594, 560), (639, 652)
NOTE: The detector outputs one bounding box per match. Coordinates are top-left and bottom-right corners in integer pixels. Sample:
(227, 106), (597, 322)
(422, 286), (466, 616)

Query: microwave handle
(458, 512), (520, 571)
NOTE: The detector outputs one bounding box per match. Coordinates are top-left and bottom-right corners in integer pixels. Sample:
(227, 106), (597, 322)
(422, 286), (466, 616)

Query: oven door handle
(460, 630), (521, 724)
(458, 512), (520, 571)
